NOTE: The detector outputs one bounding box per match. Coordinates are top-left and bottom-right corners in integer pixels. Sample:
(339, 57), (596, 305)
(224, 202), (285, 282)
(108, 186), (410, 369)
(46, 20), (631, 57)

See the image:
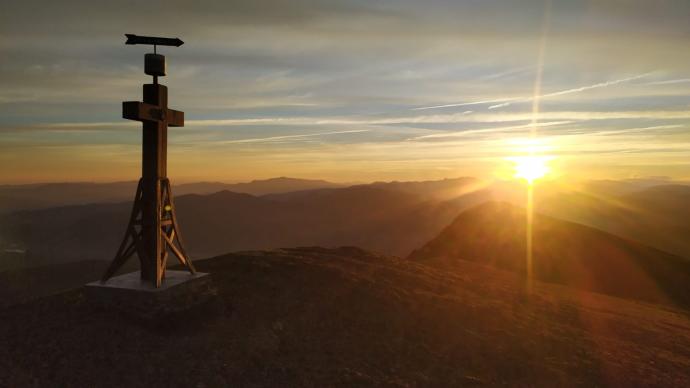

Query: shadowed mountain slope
(410, 201), (690, 308)
(1, 186), (467, 265)
(1, 247), (689, 387)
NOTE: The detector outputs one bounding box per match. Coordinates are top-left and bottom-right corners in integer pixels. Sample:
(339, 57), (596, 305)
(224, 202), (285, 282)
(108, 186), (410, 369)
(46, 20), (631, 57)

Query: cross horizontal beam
(123, 101), (184, 127)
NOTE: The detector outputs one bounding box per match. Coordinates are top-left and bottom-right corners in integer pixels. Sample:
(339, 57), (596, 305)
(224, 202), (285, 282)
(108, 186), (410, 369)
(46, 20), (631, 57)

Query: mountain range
(0, 177), (342, 213)
(2, 177), (690, 271)
(0, 181), (475, 266)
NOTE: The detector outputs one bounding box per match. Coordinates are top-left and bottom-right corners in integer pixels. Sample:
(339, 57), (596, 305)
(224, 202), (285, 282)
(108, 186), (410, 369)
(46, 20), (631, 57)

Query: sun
(512, 155), (551, 183)
(500, 137), (556, 184)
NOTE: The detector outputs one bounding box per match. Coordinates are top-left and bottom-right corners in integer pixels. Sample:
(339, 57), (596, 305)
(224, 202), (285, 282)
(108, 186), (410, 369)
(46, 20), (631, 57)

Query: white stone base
(84, 270), (221, 321)
(86, 270), (209, 292)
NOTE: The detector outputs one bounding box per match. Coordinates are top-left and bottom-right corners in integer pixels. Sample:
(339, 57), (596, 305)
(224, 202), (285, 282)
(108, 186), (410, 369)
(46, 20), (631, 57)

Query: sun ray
(523, 0), (552, 293)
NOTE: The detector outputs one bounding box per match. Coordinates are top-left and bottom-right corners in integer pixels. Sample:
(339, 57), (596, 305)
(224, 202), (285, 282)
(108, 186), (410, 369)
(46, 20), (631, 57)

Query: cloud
(9, 109), (690, 132)
(3, 1), (690, 182)
(195, 110), (690, 126)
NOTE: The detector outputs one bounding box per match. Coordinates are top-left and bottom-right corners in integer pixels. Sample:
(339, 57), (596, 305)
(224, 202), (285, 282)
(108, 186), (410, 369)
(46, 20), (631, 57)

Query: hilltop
(1, 247), (689, 387)
(410, 201), (690, 308)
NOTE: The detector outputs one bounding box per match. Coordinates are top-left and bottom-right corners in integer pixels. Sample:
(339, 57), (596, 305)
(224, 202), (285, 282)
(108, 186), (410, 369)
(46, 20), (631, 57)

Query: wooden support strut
(101, 177), (195, 285)
(101, 180), (143, 282)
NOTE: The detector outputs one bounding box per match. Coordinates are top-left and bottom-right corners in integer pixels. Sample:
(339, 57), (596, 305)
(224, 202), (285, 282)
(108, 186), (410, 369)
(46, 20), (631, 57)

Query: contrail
(412, 67), (533, 111)
(411, 98), (518, 111)
(408, 120), (572, 141)
(489, 73), (654, 110)
(591, 124), (685, 136)
(218, 129), (370, 144)
(479, 66), (533, 81)
(541, 73), (653, 98)
(644, 78), (690, 86)
(415, 72), (654, 112)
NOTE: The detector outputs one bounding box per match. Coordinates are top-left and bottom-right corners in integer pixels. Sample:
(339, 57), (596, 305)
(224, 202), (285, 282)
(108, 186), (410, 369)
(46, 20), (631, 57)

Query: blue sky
(1, 0), (689, 183)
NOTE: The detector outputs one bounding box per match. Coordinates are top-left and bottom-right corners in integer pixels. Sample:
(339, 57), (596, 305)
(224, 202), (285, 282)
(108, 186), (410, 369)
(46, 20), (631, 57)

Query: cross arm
(167, 109), (184, 127)
(122, 101), (184, 127)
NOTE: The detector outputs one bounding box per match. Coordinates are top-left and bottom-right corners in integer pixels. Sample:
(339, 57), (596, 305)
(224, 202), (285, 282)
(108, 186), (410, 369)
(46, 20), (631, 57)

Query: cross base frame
(101, 178), (195, 287)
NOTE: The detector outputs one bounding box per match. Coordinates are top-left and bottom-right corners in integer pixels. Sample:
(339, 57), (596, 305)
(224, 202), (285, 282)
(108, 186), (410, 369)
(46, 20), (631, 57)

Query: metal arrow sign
(125, 34), (184, 47)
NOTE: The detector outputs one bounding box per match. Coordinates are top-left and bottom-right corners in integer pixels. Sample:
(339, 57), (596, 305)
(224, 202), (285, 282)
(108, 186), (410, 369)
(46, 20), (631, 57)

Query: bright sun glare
(512, 155), (551, 183)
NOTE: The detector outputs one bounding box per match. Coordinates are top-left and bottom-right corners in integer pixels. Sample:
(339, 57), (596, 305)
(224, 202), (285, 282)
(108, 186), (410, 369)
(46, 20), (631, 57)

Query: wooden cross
(102, 81), (196, 287)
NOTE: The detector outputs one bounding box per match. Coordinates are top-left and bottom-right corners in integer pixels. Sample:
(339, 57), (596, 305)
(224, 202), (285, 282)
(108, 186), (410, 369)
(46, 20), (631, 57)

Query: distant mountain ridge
(0, 177), (342, 213)
(3, 176), (690, 274)
(0, 183), (474, 266)
(359, 177), (481, 200)
(178, 177), (342, 197)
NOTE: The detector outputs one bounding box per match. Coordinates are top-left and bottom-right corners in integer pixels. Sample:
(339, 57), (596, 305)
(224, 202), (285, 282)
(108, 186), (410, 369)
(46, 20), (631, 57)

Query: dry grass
(0, 247), (689, 387)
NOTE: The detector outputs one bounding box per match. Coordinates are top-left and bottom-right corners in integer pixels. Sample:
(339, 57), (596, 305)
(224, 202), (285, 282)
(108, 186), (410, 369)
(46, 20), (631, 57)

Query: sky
(1, 0), (689, 184)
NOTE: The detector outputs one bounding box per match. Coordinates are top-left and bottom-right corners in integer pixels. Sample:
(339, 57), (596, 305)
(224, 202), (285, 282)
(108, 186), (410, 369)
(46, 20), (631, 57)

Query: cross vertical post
(140, 83), (167, 282)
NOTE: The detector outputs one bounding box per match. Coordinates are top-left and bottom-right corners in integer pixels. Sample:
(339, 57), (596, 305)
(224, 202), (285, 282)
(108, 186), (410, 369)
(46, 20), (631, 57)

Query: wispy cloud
(3, 1), (690, 183)
(12, 109), (690, 132)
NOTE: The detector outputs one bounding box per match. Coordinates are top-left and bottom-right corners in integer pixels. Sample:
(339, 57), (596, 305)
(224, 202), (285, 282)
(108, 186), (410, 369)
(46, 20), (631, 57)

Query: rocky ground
(0, 247), (689, 387)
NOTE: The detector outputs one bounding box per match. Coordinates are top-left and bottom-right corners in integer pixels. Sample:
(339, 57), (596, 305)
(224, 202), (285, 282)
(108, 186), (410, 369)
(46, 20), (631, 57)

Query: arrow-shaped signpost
(125, 34), (184, 47)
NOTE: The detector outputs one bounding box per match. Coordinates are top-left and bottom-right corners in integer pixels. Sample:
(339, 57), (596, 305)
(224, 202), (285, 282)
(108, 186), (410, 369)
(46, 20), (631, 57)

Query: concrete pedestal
(85, 271), (221, 321)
